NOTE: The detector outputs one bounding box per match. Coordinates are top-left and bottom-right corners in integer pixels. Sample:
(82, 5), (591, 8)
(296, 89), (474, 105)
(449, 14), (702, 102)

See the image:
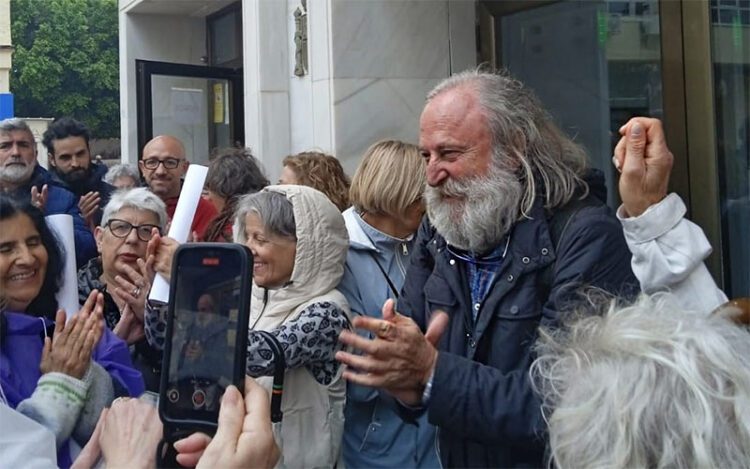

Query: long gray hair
(532, 293), (750, 468)
(427, 69), (588, 217)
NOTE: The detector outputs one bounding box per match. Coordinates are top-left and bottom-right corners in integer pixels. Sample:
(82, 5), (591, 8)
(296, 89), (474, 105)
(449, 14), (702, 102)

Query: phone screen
(162, 249), (245, 422)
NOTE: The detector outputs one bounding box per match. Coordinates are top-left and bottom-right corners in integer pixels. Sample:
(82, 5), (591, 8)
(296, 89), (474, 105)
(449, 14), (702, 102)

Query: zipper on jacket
(262, 289), (269, 313)
(395, 243), (409, 279)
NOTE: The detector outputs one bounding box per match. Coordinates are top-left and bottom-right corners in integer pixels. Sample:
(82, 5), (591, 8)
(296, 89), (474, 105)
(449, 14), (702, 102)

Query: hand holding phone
(174, 377), (280, 469)
(159, 244), (252, 439)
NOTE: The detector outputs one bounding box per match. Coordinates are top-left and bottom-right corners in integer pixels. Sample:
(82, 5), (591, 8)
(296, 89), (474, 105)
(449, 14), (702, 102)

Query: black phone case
(158, 243), (252, 439)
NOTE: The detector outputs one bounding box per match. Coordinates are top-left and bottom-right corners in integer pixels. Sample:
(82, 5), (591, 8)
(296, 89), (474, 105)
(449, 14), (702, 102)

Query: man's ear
(47, 153), (56, 168)
(181, 160), (189, 176)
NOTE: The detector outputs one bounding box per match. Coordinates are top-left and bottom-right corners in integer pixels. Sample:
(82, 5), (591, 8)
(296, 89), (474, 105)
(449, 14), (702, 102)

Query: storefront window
(711, 4), (750, 296)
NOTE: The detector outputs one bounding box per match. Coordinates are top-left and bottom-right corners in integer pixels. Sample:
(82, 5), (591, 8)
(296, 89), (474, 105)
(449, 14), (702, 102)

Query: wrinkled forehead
(419, 89), (489, 145)
(0, 129), (35, 144)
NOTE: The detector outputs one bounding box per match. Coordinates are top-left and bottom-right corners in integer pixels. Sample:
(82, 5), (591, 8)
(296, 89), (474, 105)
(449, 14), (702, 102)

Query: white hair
(427, 69), (589, 217)
(104, 163), (140, 186)
(0, 118), (36, 185)
(0, 118), (33, 137)
(531, 293), (750, 468)
(424, 149), (522, 252)
(101, 187), (168, 229)
(233, 190), (296, 244)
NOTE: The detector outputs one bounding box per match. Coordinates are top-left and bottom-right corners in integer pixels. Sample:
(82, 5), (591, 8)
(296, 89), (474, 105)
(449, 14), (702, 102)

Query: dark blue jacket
(398, 177), (638, 468)
(12, 165), (97, 268)
(48, 162), (115, 226)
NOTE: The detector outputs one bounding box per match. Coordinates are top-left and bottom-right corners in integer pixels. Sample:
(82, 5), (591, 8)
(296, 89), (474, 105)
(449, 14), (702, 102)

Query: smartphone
(159, 243), (252, 437)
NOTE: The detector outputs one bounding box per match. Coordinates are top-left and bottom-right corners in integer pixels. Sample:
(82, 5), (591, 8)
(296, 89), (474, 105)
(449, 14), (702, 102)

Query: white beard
(0, 161), (34, 185)
(425, 159), (523, 254)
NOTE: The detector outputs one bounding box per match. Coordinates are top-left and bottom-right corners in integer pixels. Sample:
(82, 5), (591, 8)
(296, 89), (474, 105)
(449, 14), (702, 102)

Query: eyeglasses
(142, 157), (182, 170)
(106, 219), (161, 242)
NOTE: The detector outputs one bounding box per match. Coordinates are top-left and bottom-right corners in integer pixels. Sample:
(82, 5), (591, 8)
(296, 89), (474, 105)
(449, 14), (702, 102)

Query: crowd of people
(1, 68), (749, 468)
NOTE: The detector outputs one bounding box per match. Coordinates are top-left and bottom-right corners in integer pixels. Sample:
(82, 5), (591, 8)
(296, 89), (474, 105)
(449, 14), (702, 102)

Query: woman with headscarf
(145, 185), (351, 468)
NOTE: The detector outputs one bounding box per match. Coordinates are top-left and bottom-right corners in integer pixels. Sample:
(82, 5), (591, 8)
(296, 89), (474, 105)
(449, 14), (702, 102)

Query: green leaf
(10, 0), (120, 137)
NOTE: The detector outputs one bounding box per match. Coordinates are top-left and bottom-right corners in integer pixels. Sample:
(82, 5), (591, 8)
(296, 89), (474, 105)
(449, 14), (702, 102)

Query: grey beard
(0, 162), (34, 185)
(425, 162), (523, 254)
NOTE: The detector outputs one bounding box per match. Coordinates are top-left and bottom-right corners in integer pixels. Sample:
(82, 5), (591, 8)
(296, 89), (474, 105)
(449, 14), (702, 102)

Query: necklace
(446, 233), (512, 265)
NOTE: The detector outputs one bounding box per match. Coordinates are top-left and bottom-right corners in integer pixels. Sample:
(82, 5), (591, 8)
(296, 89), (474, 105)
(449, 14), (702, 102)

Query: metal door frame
(136, 60), (244, 159)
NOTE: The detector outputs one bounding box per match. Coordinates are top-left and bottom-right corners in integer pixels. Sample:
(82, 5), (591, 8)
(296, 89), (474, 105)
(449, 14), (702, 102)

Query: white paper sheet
(45, 214), (80, 317)
(148, 164), (209, 304)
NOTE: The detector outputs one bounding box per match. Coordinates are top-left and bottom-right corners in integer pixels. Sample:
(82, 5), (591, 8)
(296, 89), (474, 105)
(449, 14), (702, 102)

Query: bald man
(139, 136), (217, 240)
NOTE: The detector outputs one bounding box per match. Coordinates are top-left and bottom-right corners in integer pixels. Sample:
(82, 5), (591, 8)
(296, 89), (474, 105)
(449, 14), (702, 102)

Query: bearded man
(336, 70), (638, 467)
(42, 117), (114, 229)
(0, 118), (96, 267)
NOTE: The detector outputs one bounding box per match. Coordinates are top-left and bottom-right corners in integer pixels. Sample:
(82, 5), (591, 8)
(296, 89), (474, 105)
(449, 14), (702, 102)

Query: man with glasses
(139, 135), (217, 240)
(0, 117), (96, 267)
(42, 117), (115, 229)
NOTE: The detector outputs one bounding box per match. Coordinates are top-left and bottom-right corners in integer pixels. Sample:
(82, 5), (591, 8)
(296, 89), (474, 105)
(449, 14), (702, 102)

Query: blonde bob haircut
(349, 139), (425, 218)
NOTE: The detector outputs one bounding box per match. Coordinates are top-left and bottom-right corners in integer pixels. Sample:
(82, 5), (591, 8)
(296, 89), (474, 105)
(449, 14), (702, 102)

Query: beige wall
(0, 0), (11, 93)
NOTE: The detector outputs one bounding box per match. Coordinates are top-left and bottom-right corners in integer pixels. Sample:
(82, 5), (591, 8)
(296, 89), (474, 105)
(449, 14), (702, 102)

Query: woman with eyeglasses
(77, 187), (167, 390)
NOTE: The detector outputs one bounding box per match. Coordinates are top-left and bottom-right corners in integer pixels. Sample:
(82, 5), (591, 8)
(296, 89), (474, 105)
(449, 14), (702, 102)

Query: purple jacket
(0, 311), (145, 466)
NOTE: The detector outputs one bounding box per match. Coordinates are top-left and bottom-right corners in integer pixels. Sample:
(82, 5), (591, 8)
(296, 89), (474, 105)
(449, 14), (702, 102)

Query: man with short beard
(139, 135), (217, 240)
(336, 70), (638, 467)
(42, 117), (115, 229)
(0, 118), (96, 267)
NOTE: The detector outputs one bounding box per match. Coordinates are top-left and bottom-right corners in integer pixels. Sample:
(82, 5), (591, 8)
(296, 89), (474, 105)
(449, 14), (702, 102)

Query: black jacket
(49, 162), (115, 226)
(399, 175), (638, 467)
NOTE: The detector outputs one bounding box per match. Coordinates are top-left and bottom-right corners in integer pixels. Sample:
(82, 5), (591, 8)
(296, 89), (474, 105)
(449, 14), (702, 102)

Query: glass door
(481, 0), (664, 207)
(709, 0), (749, 296)
(477, 0), (747, 295)
(136, 60), (243, 166)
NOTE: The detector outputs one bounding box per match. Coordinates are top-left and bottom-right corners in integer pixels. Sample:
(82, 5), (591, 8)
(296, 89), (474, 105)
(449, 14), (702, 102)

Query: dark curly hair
(204, 147), (269, 242)
(282, 152), (350, 211)
(0, 194), (64, 320)
(42, 116), (91, 155)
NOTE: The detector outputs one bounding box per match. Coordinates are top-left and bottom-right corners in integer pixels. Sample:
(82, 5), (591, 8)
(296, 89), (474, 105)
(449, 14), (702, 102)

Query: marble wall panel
(308, 0), (333, 82)
(312, 79), (335, 153)
(258, 0), (290, 91)
(332, 77), (440, 174)
(330, 0), (450, 79)
(449, 0), (477, 74)
(258, 91), (291, 181)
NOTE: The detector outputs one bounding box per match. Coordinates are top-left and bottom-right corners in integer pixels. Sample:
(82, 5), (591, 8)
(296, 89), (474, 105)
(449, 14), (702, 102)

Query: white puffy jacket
(248, 185), (350, 469)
